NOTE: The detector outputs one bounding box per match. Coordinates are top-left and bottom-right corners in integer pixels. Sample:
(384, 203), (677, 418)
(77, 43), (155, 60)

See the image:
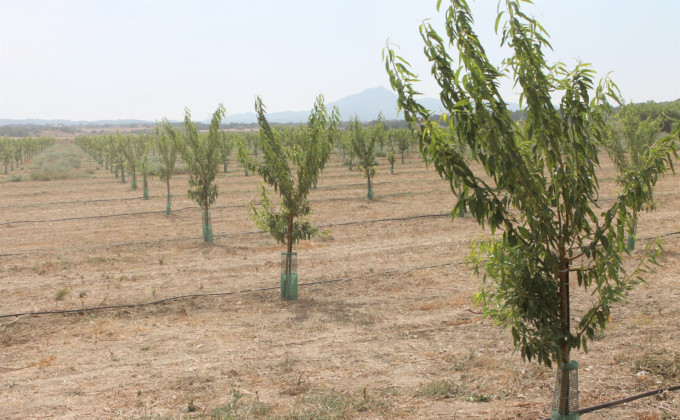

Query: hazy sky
(1, 0), (679, 121)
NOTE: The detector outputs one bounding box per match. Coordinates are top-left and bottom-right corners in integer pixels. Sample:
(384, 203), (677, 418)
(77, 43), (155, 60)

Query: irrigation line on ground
(0, 261), (457, 320)
(0, 195), (151, 209)
(0, 184), (446, 213)
(0, 188), (450, 226)
(0, 211), (678, 259)
(539, 384), (680, 419)
(0, 207), (198, 226)
(0, 212), (454, 257)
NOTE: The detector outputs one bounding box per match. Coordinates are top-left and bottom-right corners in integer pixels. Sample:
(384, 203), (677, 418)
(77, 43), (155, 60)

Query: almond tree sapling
(384, 0), (678, 416)
(238, 95), (338, 300)
(386, 130), (396, 174)
(176, 104), (226, 242)
(121, 134), (150, 191)
(350, 114), (380, 200)
(338, 130), (355, 170)
(114, 133), (127, 183)
(394, 128), (414, 164)
(0, 137), (10, 174)
(155, 118), (179, 214)
(137, 134), (151, 199)
(217, 131), (235, 173)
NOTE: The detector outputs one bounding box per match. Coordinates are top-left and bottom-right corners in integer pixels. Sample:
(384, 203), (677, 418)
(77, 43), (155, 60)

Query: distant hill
(1, 86), (526, 127)
(0, 118), (151, 127)
(220, 86), (518, 124)
(221, 86), (409, 124)
(219, 86), (447, 124)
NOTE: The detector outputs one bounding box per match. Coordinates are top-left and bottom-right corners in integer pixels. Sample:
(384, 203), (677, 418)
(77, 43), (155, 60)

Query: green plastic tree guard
(201, 211), (213, 243)
(143, 189), (149, 200)
(551, 360), (579, 420)
(627, 222), (637, 251)
(367, 188), (374, 200)
(166, 193), (172, 215)
(131, 180), (137, 190)
(281, 252), (298, 300)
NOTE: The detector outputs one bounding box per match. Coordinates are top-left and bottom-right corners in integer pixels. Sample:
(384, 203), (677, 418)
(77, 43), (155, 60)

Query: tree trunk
(143, 174), (149, 200)
(166, 178), (172, 215)
(558, 258), (571, 415)
(286, 213), (294, 274)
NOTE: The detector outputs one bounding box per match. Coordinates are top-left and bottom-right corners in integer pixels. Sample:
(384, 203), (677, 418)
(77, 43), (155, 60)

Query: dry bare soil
(1, 139), (678, 419)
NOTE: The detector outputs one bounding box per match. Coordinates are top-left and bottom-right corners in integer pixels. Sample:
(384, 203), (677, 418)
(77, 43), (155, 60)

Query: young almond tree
(217, 131), (235, 173)
(137, 134), (152, 199)
(384, 0), (678, 416)
(338, 130), (355, 170)
(0, 136), (10, 174)
(154, 118), (179, 214)
(104, 135), (119, 176)
(238, 95), (339, 300)
(121, 134), (150, 190)
(176, 104), (226, 242)
(114, 133), (127, 183)
(350, 115), (378, 199)
(386, 129), (396, 174)
(394, 128), (414, 164)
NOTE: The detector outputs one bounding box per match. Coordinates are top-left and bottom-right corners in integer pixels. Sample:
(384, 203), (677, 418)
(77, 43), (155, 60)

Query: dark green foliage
(351, 114), (383, 199)
(238, 95), (338, 258)
(176, 104), (226, 242)
(177, 104), (225, 212)
(384, 0), (678, 372)
(154, 118), (178, 213)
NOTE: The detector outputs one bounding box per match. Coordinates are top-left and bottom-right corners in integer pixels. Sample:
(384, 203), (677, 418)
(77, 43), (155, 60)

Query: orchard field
(1, 138), (679, 419)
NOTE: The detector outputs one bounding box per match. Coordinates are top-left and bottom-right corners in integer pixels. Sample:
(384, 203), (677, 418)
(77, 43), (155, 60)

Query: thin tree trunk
(286, 213), (294, 274)
(558, 258), (571, 415)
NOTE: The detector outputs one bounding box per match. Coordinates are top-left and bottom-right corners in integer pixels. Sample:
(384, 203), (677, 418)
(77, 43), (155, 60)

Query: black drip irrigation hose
(540, 384), (680, 419)
(0, 261), (457, 320)
(0, 178), (449, 216)
(0, 212), (455, 257)
(0, 207), (196, 226)
(0, 187), (452, 226)
(0, 216), (678, 260)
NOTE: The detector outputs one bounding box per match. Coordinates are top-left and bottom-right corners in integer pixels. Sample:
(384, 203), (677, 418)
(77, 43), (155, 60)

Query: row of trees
(0, 136), (54, 174)
(75, 116), (420, 240)
(74, 100), (420, 299)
